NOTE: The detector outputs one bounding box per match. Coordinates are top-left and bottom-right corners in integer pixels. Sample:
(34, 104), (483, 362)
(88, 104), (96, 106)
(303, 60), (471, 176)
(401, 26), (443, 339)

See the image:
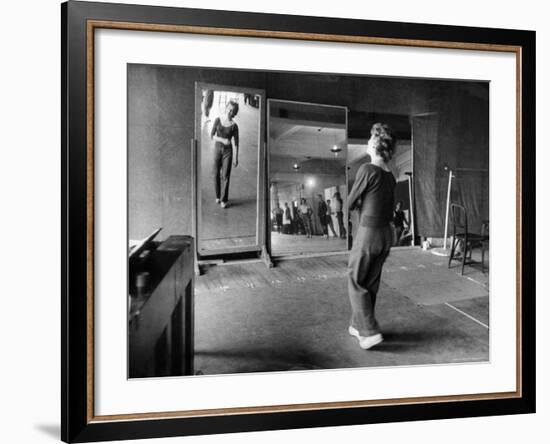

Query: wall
(128, 65), (267, 241)
(129, 65), (487, 241)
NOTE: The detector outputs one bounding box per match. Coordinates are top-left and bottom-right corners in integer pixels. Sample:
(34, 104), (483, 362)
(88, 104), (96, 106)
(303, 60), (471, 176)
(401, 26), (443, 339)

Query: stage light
(307, 177), (316, 187)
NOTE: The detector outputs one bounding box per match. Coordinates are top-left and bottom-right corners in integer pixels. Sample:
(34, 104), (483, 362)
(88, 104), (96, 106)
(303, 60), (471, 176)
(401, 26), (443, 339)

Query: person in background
(317, 195), (329, 238)
(273, 203), (284, 234)
(292, 201), (301, 235)
(211, 100), (239, 209)
(283, 202), (293, 234)
(333, 191), (347, 239)
(347, 123), (396, 350)
(326, 199), (338, 238)
(299, 198), (313, 238)
(392, 201), (409, 246)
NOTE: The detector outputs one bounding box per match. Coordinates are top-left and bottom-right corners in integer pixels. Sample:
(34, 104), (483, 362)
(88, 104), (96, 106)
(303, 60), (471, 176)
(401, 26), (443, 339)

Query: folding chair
(448, 204), (488, 275)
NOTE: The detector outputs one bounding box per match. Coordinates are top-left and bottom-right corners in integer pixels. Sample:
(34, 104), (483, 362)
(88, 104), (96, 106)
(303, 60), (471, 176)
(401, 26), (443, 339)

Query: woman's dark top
(284, 207), (292, 221)
(393, 210), (406, 228)
(347, 163), (396, 228)
(318, 200), (328, 218)
(211, 117), (239, 150)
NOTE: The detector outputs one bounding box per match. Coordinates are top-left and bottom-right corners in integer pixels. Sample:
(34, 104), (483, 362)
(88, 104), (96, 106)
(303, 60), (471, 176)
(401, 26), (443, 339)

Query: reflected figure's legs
(321, 219), (328, 237)
(337, 212), (347, 238)
(328, 217), (337, 237)
(303, 215), (312, 238)
(220, 147), (233, 203)
(212, 145), (223, 201)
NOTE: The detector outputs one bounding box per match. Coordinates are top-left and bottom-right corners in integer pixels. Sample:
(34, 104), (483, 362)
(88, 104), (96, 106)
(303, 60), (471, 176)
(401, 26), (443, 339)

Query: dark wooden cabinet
(128, 236), (194, 378)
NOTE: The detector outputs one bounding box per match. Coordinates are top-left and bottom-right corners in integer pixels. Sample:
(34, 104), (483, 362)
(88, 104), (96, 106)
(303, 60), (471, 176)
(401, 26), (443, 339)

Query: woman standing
(283, 202), (293, 234)
(299, 198), (313, 238)
(317, 195), (329, 238)
(333, 192), (347, 239)
(392, 201), (409, 246)
(347, 123), (396, 350)
(210, 100), (240, 209)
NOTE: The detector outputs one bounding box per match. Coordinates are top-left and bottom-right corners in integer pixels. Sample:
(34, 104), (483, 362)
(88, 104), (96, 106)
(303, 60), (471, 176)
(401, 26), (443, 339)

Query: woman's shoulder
(364, 163), (393, 177)
(358, 162), (378, 178)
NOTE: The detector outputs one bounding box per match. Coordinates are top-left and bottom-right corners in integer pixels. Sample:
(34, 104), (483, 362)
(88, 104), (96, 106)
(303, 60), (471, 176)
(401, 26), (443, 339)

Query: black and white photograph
(1, 0), (546, 441)
(127, 64), (490, 378)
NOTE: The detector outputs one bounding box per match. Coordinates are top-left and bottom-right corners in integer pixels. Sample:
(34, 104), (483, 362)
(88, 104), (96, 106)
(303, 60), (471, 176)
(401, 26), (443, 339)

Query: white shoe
(348, 326), (383, 350)
(216, 198), (220, 204)
(221, 201), (228, 209)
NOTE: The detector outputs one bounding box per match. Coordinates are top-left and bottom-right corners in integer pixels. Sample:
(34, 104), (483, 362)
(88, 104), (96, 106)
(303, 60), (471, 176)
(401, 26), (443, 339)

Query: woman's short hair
(370, 123), (396, 162)
(227, 100), (239, 116)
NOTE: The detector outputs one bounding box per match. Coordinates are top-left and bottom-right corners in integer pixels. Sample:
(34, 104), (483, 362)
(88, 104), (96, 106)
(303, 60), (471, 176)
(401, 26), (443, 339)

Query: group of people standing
(272, 193), (347, 239)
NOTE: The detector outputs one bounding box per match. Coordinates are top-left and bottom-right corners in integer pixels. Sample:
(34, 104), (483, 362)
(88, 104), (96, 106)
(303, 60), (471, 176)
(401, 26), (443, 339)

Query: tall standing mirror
(268, 100), (348, 257)
(195, 83), (266, 257)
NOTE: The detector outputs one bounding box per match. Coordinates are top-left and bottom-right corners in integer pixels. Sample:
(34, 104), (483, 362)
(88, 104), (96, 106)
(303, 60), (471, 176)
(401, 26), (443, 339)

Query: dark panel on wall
(413, 113), (442, 237)
(413, 83), (489, 237)
(348, 111), (411, 139)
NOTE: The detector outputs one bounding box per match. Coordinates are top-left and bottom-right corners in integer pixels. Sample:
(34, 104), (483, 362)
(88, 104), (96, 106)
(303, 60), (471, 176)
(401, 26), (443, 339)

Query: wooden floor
(193, 247), (490, 375)
(270, 232), (347, 256)
(200, 235), (257, 251)
(196, 247), (489, 304)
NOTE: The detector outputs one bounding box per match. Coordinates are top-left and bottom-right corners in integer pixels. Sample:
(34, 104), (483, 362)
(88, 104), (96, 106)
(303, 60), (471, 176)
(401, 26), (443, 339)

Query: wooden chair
(448, 204), (488, 275)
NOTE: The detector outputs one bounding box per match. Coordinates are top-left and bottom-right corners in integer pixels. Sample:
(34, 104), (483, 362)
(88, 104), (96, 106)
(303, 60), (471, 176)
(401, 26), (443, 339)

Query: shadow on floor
(194, 249), (489, 375)
(34, 424), (59, 440)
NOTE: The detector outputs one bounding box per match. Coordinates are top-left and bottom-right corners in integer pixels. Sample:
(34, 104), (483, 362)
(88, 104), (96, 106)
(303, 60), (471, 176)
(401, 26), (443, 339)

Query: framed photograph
(62, 0), (535, 442)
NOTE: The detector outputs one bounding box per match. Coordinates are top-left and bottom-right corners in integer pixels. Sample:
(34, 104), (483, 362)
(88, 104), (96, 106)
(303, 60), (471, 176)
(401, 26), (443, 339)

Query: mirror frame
(193, 82), (267, 258)
(266, 98), (349, 257)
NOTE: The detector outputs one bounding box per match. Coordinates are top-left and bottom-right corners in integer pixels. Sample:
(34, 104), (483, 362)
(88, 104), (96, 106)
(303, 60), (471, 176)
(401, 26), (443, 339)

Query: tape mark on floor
(445, 302), (489, 329)
(465, 276), (488, 289)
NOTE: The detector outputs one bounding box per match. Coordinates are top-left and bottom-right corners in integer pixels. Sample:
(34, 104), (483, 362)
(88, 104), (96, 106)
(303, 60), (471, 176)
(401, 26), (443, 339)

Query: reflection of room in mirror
(199, 88), (261, 253)
(269, 100), (348, 256)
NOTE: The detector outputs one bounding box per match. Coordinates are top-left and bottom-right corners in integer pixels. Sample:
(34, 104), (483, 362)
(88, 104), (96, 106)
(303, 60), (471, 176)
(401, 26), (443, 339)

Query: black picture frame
(62, 1), (536, 442)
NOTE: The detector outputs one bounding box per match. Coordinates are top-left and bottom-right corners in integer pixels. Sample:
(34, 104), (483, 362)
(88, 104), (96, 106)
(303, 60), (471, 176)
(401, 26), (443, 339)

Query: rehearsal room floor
(193, 247), (489, 375)
(271, 232), (347, 256)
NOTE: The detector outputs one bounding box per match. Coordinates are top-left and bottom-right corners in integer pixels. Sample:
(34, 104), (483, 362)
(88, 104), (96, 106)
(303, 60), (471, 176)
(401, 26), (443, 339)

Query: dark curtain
(412, 88), (489, 238)
(413, 113), (446, 237)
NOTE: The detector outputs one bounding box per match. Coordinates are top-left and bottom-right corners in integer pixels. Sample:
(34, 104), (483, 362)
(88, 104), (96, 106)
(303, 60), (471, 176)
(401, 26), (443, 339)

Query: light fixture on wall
(292, 162), (301, 171)
(330, 144), (342, 156)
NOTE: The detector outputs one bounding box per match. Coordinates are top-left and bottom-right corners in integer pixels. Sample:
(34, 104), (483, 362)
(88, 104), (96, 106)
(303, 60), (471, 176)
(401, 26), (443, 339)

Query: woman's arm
(232, 124), (240, 167)
(347, 164), (370, 211)
(210, 118), (218, 139)
(210, 118), (231, 144)
(213, 135), (230, 144)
